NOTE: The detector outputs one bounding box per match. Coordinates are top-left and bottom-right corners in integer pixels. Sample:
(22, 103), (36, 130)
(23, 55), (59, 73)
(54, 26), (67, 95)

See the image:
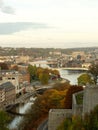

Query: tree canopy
(27, 65), (60, 84)
(89, 63), (98, 84)
(19, 83), (83, 130)
(0, 110), (10, 130)
(57, 105), (98, 130)
(77, 73), (94, 86)
(64, 85), (83, 109)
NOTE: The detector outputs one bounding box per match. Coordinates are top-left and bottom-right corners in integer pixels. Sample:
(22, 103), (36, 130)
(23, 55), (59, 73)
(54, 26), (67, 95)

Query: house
(19, 71), (30, 84)
(82, 62), (91, 68)
(15, 56), (30, 63)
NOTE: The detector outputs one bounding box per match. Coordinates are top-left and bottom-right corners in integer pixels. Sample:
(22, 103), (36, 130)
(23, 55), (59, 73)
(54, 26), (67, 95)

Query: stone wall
(48, 86), (98, 130)
(83, 85), (98, 115)
(72, 91), (83, 116)
(48, 109), (72, 130)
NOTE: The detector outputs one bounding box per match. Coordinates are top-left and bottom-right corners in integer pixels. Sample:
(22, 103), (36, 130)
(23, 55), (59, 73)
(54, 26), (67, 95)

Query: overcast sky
(0, 0), (98, 48)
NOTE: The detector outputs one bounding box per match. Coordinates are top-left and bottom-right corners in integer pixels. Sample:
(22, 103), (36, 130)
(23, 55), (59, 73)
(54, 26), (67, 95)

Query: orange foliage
(64, 85), (83, 109)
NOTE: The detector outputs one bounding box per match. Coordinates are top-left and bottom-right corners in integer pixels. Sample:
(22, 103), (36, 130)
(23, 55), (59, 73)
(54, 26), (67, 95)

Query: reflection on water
(59, 69), (85, 85)
(8, 102), (33, 130)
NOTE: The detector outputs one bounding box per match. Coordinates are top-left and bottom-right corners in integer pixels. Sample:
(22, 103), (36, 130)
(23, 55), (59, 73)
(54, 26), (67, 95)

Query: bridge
(5, 87), (48, 111)
(52, 67), (88, 71)
(4, 92), (36, 111)
(15, 92), (36, 104)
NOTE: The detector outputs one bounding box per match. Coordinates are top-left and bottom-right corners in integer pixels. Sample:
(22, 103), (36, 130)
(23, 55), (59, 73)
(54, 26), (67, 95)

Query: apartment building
(0, 82), (16, 107)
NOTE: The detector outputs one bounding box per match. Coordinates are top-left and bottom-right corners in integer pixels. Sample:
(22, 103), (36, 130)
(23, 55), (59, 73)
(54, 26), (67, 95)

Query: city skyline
(0, 0), (98, 48)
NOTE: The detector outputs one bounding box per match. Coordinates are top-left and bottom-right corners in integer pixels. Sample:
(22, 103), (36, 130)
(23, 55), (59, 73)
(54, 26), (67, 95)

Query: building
(29, 61), (50, 68)
(0, 70), (19, 94)
(15, 56), (30, 63)
(0, 82), (16, 107)
(72, 51), (85, 59)
(0, 87), (5, 108)
(82, 62), (91, 68)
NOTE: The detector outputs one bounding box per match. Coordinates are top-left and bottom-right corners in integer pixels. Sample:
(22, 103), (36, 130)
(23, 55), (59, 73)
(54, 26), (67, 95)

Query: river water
(59, 69), (85, 85)
(8, 69), (85, 129)
(8, 102), (33, 130)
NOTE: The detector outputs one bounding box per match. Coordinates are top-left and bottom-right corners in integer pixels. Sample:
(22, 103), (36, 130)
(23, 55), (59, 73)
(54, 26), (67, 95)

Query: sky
(0, 0), (98, 48)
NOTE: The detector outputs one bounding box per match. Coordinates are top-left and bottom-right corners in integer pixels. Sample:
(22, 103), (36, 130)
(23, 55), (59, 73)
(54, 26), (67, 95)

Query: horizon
(0, 45), (98, 49)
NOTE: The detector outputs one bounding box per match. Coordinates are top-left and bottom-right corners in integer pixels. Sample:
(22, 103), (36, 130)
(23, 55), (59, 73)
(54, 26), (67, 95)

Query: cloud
(0, 22), (49, 34)
(0, 0), (3, 8)
(1, 6), (15, 14)
(0, 0), (15, 14)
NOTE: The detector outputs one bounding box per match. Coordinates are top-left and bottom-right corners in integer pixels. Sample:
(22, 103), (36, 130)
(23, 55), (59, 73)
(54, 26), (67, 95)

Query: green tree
(57, 105), (98, 130)
(28, 65), (37, 82)
(77, 73), (94, 86)
(57, 116), (85, 130)
(0, 110), (10, 130)
(89, 63), (98, 84)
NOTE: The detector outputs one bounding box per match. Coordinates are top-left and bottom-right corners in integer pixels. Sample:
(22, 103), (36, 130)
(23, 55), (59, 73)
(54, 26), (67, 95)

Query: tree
(18, 87), (67, 130)
(89, 63), (98, 84)
(0, 110), (10, 130)
(57, 105), (98, 130)
(33, 88), (67, 114)
(39, 71), (49, 85)
(28, 65), (37, 82)
(57, 116), (84, 130)
(0, 63), (9, 70)
(51, 69), (60, 76)
(64, 85), (83, 109)
(77, 73), (94, 86)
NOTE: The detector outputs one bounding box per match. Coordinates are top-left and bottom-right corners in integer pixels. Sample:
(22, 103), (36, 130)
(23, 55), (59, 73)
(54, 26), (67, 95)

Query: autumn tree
(36, 67), (44, 78)
(51, 69), (60, 77)
(64, 85), (83, 109)
(39, 71), (49, 85)
(18, 88), (67, 130)
(33, 88), (67, 115)
(0, 63), (9, 70)
(52, 82), (70, 91)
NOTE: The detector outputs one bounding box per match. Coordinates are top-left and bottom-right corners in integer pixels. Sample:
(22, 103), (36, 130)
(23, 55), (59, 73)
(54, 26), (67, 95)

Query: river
(59, 69), (85, 85)
(8, 69), (85, 130)
(8, 101), (33, 130)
